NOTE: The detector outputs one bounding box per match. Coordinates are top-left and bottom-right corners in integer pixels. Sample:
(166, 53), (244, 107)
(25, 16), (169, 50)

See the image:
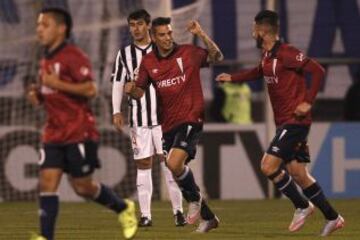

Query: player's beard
(256, 36), (263, 49)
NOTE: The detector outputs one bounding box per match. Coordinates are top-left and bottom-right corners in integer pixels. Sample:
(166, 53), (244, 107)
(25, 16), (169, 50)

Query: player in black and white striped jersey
(111, 9), (186, 227)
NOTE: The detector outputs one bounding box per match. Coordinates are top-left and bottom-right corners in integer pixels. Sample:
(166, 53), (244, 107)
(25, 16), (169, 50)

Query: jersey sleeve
(231, 62), (263, 82)
(191, 45), (209, 68)
(111, 49), (128, 83)
(135, 58), (151, 89)
(68, 51), (94, 83)
(111, 50), (127, 114)
(281, 46), (309, 70)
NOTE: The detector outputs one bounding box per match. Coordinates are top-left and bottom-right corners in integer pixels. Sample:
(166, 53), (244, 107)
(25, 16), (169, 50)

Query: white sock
(137, 168), (153, 219)
(161, 161), (183, 214)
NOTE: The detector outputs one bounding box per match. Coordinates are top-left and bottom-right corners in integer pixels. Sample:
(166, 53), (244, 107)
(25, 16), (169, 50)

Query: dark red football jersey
(39, 43), (99, 144)
(231, 41), (323, 126)
(136, 44), (208, 132)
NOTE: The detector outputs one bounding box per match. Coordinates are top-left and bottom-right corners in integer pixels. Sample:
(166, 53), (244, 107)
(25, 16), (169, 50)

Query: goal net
(0, 0), (204, 202)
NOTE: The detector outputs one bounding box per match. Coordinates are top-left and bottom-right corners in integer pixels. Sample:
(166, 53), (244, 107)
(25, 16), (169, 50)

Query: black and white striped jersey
(111, 43), (160, 127)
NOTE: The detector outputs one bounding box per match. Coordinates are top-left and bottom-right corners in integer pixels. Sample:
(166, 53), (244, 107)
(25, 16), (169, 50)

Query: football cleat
(288, 202), (315, 232)
(320, 215), (345, 237)
(174, 210), (187, 227)
(138, 216), (152, 227)
(30, 233), (47, 240)
(186, 195), (202, 224)
(118, 199), (138, 239)
(195, 216), (220, 233)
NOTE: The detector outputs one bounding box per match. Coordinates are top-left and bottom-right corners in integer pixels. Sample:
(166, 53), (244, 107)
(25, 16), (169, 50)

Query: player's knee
(72, 182), (96, 198)
(166, 160), (181, 176)
(39, 177), (58, 192)
(290, 172), (312, 188)
(39, 181), (56, 192)
(266, 168), (285, 182)
(261, 162), (278, 176)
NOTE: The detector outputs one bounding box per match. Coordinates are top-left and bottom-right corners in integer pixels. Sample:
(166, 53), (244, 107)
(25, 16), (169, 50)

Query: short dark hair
(127, 9), (151, 24)
(40, 7), (72, 38)
(254, 10), (279, 33)
(151, 17), (171, 33)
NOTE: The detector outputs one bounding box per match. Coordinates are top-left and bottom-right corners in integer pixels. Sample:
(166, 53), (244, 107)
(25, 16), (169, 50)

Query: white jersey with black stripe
(111, 43), (159, 127)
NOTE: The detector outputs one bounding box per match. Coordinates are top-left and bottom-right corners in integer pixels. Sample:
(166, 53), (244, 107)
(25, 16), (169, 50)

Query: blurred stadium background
(0, 0), (360, 238)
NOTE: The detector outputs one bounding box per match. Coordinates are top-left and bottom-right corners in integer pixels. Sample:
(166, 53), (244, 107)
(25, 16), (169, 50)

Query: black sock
(274, 172), (309, 209)
(303, 182), (338, 220)
(200, 199), (215, 220)
(176, 166), (201, 202)
(93, 184), (127, 213)
(39, 194), (59, 240)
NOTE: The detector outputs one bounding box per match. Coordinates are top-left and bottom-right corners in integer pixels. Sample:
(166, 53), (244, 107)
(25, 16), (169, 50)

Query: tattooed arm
(187, 20), (224, 63)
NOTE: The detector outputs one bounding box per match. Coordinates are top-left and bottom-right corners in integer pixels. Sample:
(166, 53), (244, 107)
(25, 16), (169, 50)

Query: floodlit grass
(0, 199), (358, 239)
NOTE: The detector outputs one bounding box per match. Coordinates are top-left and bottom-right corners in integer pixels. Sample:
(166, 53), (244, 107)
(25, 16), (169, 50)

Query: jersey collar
(133, 42), (153, 52)
(267, 40), (282, 58)
(44, 41), (68, 59)
(153, 42), (179, 59)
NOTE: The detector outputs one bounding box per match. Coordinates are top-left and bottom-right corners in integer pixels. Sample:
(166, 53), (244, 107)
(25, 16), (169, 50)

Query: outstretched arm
(216, 65), (263, 83)
(187, 20), (223, 63)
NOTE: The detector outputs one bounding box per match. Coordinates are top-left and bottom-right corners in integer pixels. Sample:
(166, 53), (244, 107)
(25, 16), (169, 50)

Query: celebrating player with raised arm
(111, 9), (185, 227)
(125, 17), (223, 233)
(216, 10), (344, 237)
(28, 7), (137, 240)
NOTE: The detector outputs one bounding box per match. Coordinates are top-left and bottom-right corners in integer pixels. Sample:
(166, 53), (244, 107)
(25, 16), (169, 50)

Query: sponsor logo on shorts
(180, 141), (188, 148)
(133, 147), (139, 156)
(271, 146), (280, 153)
(82, 165), (90, 173)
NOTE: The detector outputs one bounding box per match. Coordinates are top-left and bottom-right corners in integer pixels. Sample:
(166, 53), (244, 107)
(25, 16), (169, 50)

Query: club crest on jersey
(152, 68), (159, 74)
(80, 66), (90, 76)
(54, 62), (60, 74)
(133, 147), (139, 156)
(296, 53), (304, 62)
(176, 57), (184, 73)
(133, 67), (139, 80)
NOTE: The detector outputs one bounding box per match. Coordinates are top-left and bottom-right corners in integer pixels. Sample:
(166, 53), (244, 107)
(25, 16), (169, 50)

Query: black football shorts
(162, 123), (203, 163)
(39, 140), (100, 177)
(266, 124), (311, 163)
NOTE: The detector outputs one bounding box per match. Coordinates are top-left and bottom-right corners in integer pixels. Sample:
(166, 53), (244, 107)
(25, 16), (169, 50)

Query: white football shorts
(130, 125), (163, 160)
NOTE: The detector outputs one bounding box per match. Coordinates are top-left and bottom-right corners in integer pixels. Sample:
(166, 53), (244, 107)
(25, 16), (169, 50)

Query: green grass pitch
(0, 199), (359, 239)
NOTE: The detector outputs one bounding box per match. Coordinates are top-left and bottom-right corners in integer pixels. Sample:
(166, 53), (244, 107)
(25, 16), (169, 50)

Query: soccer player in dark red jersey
(27, 7), (137, 240)
(125, 17), (223, 233)
(216, 10), (344, 236)
(112, 9), (185, 227)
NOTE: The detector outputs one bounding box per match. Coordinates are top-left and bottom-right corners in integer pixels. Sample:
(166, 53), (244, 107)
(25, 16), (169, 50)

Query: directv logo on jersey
(264, 75), (278, 84)
(157, 74), (186, 88)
